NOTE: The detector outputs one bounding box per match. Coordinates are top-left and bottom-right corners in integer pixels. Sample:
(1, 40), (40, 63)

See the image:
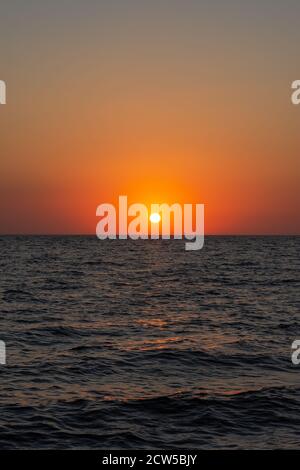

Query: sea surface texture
(0, 236), (299, 449)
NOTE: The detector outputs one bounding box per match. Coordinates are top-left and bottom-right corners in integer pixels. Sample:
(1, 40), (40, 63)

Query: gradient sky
(0, 0), (299, 234)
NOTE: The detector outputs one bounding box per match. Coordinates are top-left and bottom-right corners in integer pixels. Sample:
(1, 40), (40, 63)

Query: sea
(0, 236), (299, 449)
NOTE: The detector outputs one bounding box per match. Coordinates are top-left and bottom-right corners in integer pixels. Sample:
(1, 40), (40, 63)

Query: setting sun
(149, 213), (161, 224)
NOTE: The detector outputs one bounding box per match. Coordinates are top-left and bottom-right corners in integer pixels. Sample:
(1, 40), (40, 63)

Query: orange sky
(0, 1), (299, 234)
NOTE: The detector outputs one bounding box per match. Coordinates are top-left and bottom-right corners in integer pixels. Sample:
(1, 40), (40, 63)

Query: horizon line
(0, 233), (299, 237)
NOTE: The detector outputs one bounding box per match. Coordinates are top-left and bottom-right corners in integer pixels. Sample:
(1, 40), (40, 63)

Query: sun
(149, 212), (161, 223)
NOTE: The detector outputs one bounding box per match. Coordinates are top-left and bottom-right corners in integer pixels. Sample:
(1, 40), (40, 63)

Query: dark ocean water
(0, 236), (299, 449)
